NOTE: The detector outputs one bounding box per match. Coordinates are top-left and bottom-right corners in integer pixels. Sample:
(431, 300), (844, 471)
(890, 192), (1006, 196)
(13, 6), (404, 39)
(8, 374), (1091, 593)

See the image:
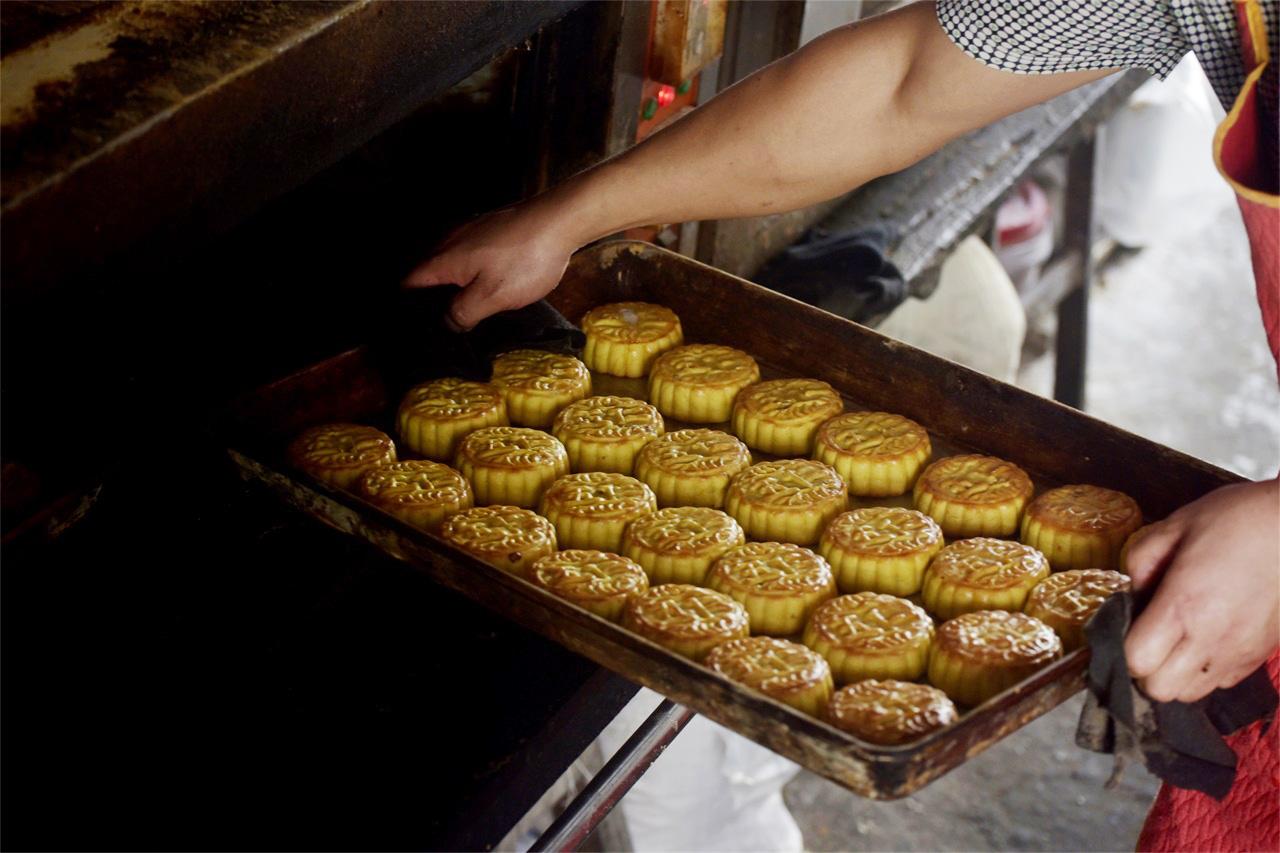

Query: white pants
(596, 688), (803, 853)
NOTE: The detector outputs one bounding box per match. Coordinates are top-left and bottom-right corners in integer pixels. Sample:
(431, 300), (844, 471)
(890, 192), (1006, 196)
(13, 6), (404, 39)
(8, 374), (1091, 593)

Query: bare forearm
(547, 2), (1110, 245)
(406, 1), (1115, 328)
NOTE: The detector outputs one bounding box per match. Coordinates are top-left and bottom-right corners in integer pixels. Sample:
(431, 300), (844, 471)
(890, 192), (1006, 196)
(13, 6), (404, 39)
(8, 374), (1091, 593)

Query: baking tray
(223, 240), (1239, 798)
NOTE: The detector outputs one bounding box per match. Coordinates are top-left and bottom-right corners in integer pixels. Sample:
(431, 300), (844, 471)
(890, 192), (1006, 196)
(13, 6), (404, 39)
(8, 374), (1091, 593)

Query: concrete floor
(782, 179), (1279, 850)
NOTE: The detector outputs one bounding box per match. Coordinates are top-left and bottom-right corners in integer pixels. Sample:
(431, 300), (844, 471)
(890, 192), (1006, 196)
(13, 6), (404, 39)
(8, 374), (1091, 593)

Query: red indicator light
(656, 84), (676, 107)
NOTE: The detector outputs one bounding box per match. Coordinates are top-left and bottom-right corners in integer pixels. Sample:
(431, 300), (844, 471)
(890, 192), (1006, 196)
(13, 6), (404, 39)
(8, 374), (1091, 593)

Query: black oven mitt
(1075, 591), (1278, 800)
(374, 286), (584, 389)
(754, 223), (907, 323)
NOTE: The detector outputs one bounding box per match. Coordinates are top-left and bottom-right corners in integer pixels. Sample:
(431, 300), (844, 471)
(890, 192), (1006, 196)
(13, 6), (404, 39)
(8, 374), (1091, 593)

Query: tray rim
(220, 238), (1244, 798)
(226, 444), (1093, 798)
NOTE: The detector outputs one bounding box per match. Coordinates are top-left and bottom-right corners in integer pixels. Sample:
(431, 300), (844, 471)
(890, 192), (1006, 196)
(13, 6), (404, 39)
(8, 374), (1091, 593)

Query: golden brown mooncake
(453, 427), (569, 508)
(633, 428), (752, 508)
(731, 378), (844, 456)
(705, 636), (834, 716)
(552, 395), (664, 474)
(913, 454), (1034, 538)
(440, 505), (558, 577)
(725, 459), (848, 546)
(356, 459), (473, 532)
(706, 542), (837, 636)
(538, 472), (658, 553)
(1019, 484), (1143, 572)
(921, 537), (1051, 620)
(621, 506), (745, 586)
(647, 344), (761, 424)
(812, 411), (932, 497)
(397, 378), (508, 461)
(826, 680), (958, 745)
(622, 584), (750, 660)
(581, 302), (684, 378)
(802, 592), (934, 684)
(927, 610), (1062, 707)
(818, 507), (944, 596)
(528, 549), (650, 622)
(1024, 569), (1131, 651)
(287, 423), (397, 490)
(490, 349), (592, 428)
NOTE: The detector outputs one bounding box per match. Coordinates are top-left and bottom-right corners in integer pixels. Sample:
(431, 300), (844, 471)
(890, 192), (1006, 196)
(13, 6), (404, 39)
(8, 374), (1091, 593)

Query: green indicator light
(642, 98), (658, 120)
(676, 78), (692, 95)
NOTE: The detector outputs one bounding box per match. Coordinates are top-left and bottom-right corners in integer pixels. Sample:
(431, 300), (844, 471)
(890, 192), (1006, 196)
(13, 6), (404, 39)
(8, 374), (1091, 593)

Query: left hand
(1123, 477), (1280, 703)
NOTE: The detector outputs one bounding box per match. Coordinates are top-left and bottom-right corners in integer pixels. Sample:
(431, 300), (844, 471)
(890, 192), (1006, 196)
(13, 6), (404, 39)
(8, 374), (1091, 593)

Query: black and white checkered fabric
(935, 0), (1278, 118)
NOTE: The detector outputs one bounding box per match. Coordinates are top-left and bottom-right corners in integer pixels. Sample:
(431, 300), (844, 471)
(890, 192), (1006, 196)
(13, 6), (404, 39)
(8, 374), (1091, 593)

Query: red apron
(1138, 1), (1280, 850)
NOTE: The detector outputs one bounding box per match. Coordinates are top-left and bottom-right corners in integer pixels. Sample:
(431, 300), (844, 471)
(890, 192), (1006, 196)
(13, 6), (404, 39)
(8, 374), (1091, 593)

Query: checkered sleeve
(935, 0), (1190, 80)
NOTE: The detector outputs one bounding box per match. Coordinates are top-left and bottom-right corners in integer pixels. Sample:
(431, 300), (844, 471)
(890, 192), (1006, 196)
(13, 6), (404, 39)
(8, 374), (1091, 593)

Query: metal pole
(530, 700), (696, 852)
(1054, 134), (1097, 409)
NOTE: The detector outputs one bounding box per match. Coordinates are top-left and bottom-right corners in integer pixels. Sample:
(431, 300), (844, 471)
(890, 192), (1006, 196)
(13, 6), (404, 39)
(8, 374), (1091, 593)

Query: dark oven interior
(2, 3), (659, 849)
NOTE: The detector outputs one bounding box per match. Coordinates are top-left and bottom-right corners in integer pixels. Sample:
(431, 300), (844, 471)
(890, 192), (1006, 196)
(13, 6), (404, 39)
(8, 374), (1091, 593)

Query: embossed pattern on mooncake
(826, 679), (957, 745)
(813, 411), (932, 497)
(707, 636), (834, 715)
(288, 423), (397, 490)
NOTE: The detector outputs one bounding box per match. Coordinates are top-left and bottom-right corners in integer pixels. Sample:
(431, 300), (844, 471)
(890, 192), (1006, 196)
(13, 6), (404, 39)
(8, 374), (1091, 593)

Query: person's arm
(1124, 477), (1280, 702)
(405, 1), (1114, 330)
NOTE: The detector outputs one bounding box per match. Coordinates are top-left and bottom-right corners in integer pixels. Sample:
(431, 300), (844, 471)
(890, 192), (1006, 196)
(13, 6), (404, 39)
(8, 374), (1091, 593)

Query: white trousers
(595, 688), (803, 853)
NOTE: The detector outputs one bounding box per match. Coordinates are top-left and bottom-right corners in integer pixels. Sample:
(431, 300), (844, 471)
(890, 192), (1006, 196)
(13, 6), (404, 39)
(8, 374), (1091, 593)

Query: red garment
(1138, 2), (1280, 851)
(1138, 653), (1280, 852)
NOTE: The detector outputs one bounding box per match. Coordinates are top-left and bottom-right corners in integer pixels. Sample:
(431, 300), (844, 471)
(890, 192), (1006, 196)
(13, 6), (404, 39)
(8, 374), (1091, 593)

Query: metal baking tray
(223, 240), (1239, 798)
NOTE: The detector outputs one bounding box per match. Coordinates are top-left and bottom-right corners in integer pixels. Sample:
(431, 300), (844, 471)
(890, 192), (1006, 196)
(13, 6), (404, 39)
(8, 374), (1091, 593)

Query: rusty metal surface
(223, 240), (1241, 799)
(1, 0), (582, 296)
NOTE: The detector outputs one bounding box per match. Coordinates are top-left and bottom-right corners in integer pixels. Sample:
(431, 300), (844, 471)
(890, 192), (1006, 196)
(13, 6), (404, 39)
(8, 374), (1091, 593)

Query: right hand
(403, 203), (582, 331)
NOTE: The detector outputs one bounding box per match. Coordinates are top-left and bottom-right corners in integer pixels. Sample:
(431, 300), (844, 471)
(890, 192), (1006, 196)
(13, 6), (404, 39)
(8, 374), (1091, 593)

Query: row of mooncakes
(279, 300), (1143, 746)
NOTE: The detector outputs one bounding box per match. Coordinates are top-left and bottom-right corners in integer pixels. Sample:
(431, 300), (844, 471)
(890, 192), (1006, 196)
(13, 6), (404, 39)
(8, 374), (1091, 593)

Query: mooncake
(826, 680), (958, 745)
(706, 542), (837, 636)
(397, 378), (507, 461)
(528, 549), (649, 621)
(356, 459), (472, 532)
(440, 505), (557, 577)
(818, 507), (944, 597)
(927, 610), (1062, 707)
(1024, 569), (1130, 651)
(453, 426), (569, 508)
(538, 471), (657, 552)
(288, 423), (397, 490)
(913, 454), (1034, 538)
(621, 506), (745, 585)
(622, 584), (750, 661)
(552, 395), (664, 474)
(706, 637), (834, 716)
(921, 537), (1051, 620)
(633, 428), (752, 508)
(802, 592), (934, 684)
(1020, 484), (1143, 572)
(490, 349), (592, 428)
(725, 459), (848, 546)
(581, 302), (683, 377)
(812, 411), (931, 497)
(731, 378), (843, 456)
(647, 344), (760, 424)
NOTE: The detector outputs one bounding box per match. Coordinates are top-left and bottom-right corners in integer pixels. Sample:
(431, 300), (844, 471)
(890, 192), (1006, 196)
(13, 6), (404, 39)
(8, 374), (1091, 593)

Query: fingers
(402, 260), (445, 288)
(1123, 518), (1184, 590)
(1124, 584), (1185, 681)
(403, 254), (472, 290)
(448, 274), (508, 331)
(1141, 635), (1216, 703)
